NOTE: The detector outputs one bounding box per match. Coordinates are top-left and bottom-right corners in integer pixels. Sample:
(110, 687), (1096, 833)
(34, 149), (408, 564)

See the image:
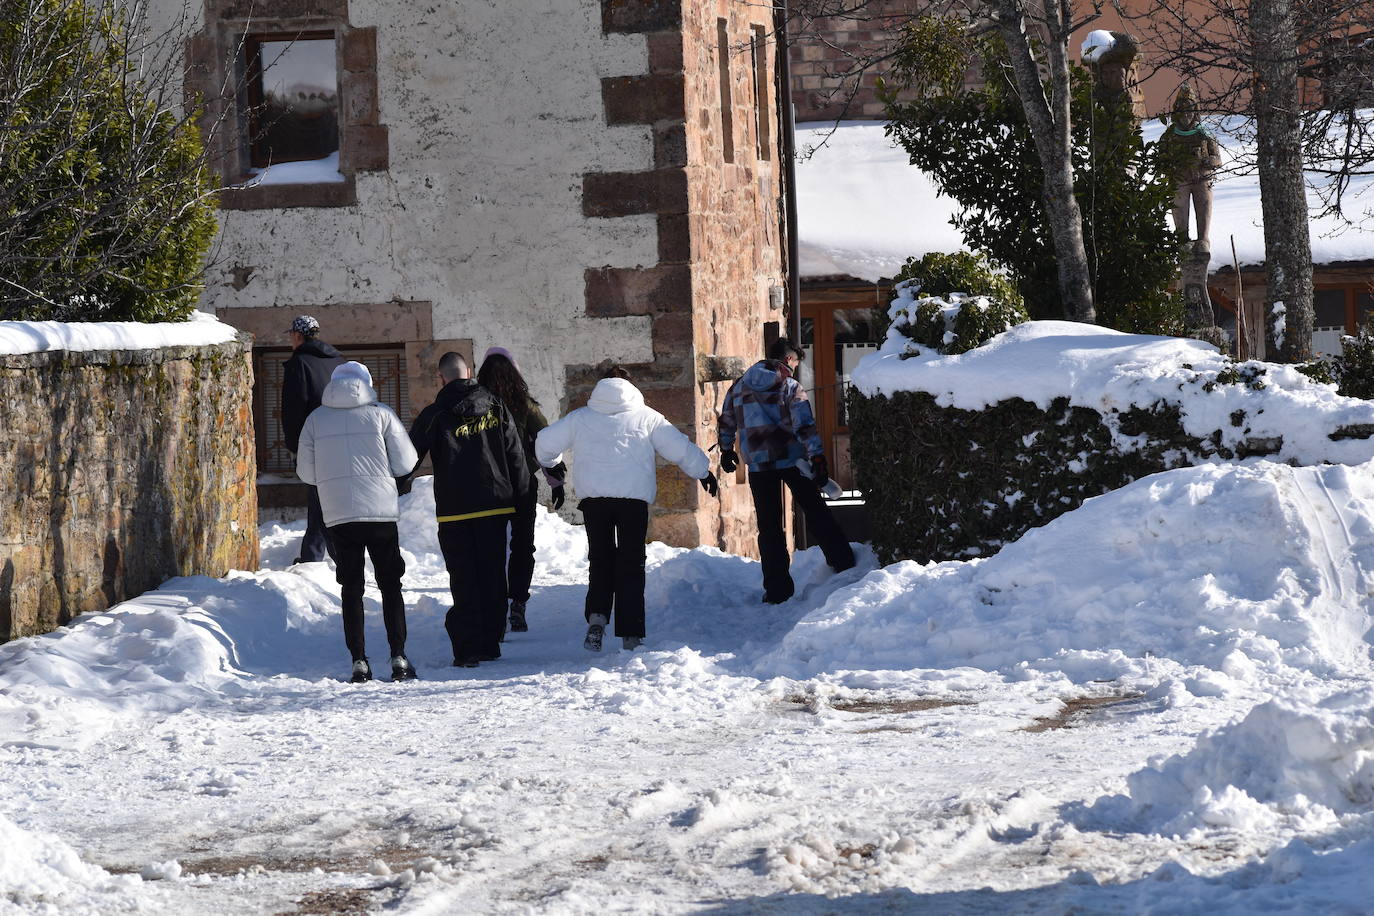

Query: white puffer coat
(296, 377), (419, 526)
(535, 378), (708, 503)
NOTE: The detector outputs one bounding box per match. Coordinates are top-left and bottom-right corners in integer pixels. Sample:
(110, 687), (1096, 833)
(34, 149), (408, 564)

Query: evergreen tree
(0, 0), (217, 322)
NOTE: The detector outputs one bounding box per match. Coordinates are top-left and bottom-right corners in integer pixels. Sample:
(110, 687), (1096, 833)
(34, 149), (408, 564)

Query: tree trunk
(1251, 0), (1313, 362)
(994, 0), (1096, 323)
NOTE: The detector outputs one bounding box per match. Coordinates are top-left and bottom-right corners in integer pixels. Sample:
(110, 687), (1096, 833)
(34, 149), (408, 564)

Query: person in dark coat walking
(281, 315), (345, 564)
(476, 347), (565, 635)
(409, 352), (530, 667)
(717, 337), (855, 604)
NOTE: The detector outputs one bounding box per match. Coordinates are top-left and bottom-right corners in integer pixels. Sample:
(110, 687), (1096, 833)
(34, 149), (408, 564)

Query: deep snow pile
(853, 317), (1374, 467)
(0, 310), (239, 356)
(759, 461), (1374, 688)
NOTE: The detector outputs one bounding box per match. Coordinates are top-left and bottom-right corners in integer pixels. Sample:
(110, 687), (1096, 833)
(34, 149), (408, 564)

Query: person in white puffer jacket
(536, 370), (718, 652)
(297, 361), (419, 684)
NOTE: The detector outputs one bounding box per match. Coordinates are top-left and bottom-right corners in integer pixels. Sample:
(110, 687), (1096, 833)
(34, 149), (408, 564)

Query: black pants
(749, 466), (855, 602)
(298, 484), (335, 564)
(438, 515), (509, 662)
(507, 476), (538, 604)
(580, 497), (649, 638)
(331, 521), (407, 660)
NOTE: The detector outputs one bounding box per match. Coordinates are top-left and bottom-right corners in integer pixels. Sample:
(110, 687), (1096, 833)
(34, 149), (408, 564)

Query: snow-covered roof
(796, 119), (1374, 282)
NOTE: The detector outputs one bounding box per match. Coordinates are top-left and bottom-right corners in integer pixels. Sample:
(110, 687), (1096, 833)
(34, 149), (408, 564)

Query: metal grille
(253, 346), (412, 475)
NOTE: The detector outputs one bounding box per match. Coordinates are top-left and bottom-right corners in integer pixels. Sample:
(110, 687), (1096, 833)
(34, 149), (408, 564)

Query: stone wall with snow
(0, 338), (258, 641)
(848, 318), (1374, 563)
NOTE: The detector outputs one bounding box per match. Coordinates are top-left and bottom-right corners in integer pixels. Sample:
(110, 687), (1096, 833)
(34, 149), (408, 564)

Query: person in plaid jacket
(717, 338), (855, 603)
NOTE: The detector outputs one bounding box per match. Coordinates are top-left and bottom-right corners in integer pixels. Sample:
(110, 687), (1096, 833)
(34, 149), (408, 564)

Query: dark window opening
(243, 34), (340, 172)
(750, 25), (770, 160)
(252, 345), (411, 476)
(717, 18), (734, 163)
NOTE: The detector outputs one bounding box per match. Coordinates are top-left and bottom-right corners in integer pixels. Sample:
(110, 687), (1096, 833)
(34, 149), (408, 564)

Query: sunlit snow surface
(2, 471), (1373, 913)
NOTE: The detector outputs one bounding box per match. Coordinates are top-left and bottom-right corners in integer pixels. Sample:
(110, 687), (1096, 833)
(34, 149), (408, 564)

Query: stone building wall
(163, 0), (658, 442)
(0, 337), (259, 642)
(576, 0), (785, 550)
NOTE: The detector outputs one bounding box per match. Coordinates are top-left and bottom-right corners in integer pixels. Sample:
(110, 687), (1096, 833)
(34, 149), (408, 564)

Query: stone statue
(1160, 84), (1222, 252)
(1160, 84), (1223, 329)
(1086, 31), (1144, 119)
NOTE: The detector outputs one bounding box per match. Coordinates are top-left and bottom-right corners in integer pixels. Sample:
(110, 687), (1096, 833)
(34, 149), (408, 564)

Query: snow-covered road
(3, 467), (1373, 914)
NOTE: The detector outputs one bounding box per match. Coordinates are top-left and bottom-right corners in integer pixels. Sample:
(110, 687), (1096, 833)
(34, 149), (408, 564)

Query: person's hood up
(588, 377), (645, 415)
(321, 376), (377, 408)
(435, 378), (496, 418)
(294, 337), (342, 359)
(743, 359), (788, 392)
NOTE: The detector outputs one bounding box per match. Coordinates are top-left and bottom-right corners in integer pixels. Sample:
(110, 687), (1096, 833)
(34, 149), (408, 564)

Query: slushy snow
(3, 464), (1373, 912)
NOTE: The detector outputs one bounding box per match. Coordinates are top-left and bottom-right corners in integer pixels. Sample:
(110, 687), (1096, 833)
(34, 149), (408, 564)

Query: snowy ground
(3, 468), (1374, 914)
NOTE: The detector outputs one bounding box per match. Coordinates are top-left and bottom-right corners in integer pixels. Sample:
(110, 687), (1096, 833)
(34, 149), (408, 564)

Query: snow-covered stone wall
(0, 338), (258, 641)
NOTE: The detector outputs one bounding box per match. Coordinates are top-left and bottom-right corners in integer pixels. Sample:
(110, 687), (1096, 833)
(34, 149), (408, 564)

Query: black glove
(395, 475), (413, 496)
(551, 461), (567, 481)
(551, 486), (565, 510)
(720, 448), (738, 473)
(700, 471), (719, 498)
(808, 454), (830, 487)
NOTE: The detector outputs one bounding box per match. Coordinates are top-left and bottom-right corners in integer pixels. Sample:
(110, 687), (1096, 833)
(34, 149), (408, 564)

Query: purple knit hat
(482, 346), (519, 372)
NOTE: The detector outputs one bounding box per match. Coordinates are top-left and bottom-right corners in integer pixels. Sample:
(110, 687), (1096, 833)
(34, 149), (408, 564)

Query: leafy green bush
(880, 17), (1183, 334)
(0, 0), (217, 322)
(892, 251), (1022, 308)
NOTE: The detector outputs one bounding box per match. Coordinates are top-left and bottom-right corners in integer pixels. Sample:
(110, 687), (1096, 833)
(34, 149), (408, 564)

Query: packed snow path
(3, 468), (1373, 914)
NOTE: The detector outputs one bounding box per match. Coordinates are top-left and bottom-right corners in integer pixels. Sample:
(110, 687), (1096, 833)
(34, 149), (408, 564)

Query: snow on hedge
(852, 315), (1374, 467)
(0, 310), (238, 356)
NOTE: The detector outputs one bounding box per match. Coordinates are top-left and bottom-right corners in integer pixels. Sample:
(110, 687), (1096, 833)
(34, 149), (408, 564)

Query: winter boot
(508, 600), (528, 633)
(390, 655), (417, 682)
(584, 613), (608, 652)
(621, 636), (643, 651)
(349, 658), (372, 683)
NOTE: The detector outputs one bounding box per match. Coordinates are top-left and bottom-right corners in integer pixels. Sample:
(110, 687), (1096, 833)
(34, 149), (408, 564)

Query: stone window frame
(185, 0), (388, 210)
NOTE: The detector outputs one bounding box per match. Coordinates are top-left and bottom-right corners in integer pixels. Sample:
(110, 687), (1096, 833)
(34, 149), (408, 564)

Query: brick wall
(788, 0), (927, 122)
(0, 337), (259, 642)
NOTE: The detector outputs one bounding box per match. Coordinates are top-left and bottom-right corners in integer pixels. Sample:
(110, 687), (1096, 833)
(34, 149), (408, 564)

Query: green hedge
(847, 389), (1298, 565)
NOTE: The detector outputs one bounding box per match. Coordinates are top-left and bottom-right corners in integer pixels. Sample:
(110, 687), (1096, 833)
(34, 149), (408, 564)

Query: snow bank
(0, 311), (239, 356)
(1109, 688), (1374, 837)
(0, 812), (138, 913)
(852, 318), (1374, 467)
(760, 461), (1374, 686)
(0, 569), (342, 749)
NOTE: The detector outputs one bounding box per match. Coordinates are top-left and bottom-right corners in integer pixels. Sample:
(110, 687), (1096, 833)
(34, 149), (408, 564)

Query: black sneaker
(453, 656), (480, 668)
(390, 655), (417, 682)
(583, 623), (604, 652)
(508, 600), (528, 633)
(349, 658), (372, 683)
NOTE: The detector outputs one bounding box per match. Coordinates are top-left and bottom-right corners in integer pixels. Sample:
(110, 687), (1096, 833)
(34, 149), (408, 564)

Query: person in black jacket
(409, 351), (530, 667)
(281, 315), (345, 564)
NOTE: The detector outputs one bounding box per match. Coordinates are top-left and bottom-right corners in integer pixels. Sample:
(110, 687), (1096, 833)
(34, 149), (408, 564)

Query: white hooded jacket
(535, 378), (708, 503)
(296, 375), (419, 526)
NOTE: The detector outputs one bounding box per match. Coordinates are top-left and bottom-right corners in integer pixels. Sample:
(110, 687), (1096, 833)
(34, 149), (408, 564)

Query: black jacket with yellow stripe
(409, 379), (530, 523)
